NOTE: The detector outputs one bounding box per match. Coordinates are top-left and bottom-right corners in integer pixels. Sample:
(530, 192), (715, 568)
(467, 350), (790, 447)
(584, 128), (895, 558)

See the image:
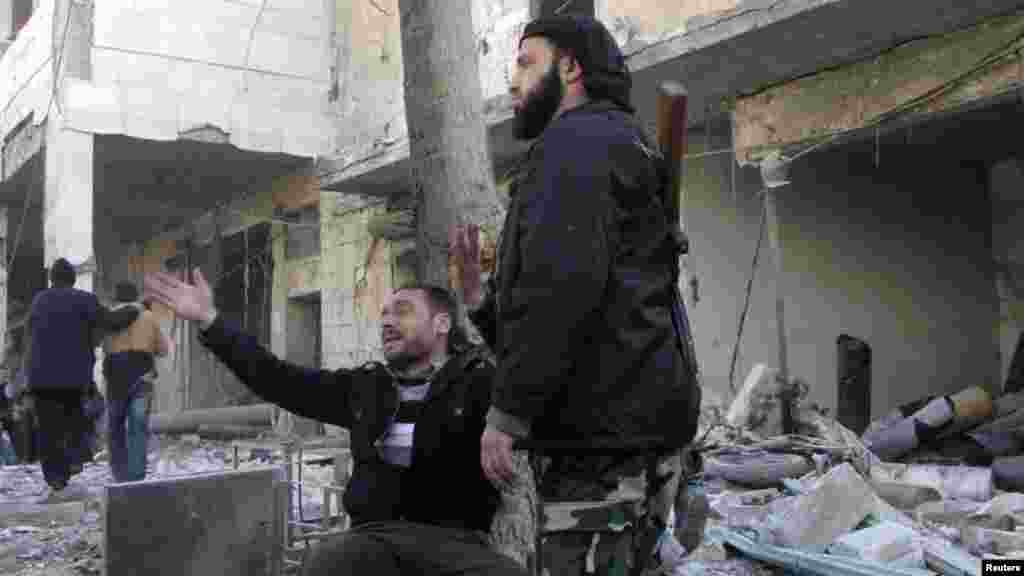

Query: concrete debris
(726, 364), (783, 437)
(683, 394), (1022, 575)
(0, 434), (341, 575)
(828, 521), (917, 563)
(769, 463), (881, 550)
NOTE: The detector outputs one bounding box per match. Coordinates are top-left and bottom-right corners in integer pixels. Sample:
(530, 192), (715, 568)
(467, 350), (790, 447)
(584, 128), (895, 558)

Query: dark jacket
(25, 288), (140, 393)
(198, 316), (502, 533)
(471, 100), (700, 447)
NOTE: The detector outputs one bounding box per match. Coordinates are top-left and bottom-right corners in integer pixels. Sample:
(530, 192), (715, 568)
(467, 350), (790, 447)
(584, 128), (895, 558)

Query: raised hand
(449, 223), (483, 308)
(143, 268), (216, 324)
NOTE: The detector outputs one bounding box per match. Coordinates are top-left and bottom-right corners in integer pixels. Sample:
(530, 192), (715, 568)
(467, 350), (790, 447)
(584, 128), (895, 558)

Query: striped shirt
(376, 375), (432, 467)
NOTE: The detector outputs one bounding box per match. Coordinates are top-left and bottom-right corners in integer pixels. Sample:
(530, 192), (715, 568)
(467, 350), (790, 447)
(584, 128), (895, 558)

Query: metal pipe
(150, 404), (275, 434)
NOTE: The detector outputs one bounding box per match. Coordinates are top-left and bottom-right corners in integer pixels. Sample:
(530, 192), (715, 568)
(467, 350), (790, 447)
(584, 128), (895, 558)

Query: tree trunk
(397, 0), (501, 287)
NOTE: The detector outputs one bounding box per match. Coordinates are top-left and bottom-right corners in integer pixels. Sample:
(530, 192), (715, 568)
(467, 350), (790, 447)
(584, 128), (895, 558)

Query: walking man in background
(102, 282), (170, 483)
(24, 259), (138, 499)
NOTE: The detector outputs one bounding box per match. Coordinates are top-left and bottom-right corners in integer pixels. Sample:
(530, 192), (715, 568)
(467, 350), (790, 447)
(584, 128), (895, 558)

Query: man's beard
(514, 63), (564, 140)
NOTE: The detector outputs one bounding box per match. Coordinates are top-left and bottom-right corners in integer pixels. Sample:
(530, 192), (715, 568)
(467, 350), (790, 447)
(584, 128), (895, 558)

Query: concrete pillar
(43, 122), (94, 291)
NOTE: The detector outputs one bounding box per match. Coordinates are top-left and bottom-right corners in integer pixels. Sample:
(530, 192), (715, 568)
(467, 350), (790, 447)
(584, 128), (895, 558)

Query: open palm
(143, 268), (216, 323)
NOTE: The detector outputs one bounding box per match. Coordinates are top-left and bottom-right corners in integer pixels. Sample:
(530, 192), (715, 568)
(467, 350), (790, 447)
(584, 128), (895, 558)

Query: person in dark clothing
(103, 282), (170, 483)
(143, 268), (527, 576)
(25, 258), (140, 498)
(452, 15), (702, 575)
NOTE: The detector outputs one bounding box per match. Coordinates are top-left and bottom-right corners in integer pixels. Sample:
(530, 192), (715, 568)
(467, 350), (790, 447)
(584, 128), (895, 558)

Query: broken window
(283, 205), (321, 261)
(213, 222), (273, 346)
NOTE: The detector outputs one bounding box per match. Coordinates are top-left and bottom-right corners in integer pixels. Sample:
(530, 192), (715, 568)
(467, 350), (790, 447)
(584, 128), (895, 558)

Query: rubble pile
(0, 434), (341, 575)
(678, 364), (1024, 576)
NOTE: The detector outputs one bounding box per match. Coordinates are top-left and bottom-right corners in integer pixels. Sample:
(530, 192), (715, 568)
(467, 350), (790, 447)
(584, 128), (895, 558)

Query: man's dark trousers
(302, 521), (527, 576)
(32, 389), (90, 488)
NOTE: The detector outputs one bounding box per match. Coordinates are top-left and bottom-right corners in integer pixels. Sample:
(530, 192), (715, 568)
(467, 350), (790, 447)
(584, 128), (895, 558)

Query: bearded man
(452, 14), (702, 576)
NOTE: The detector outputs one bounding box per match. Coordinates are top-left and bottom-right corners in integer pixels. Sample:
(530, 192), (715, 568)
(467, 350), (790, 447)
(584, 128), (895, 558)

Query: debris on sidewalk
(676, 368), (1024, 576)
(0, 433), (345, 575)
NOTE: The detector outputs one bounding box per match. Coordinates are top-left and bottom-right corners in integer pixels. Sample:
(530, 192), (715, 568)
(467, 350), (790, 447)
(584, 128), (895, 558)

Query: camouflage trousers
(488, 449), (683, 576)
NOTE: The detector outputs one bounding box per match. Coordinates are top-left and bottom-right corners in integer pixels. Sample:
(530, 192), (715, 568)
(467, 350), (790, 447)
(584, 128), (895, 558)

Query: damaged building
(3, 0), (1024, 573)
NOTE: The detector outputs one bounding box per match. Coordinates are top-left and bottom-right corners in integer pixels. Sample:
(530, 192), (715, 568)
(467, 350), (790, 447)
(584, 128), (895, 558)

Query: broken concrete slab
(769, 463), (877, 550)
(104, 466), (284, 576)
(870, 480), (942, 510)
(829, 521), (917, 563)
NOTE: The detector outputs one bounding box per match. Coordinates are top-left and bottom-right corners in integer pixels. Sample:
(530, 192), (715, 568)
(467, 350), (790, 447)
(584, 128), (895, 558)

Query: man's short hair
(115, 282), (140, 303)
(50, 258), (76, 288)
(396, 284), (470, 353)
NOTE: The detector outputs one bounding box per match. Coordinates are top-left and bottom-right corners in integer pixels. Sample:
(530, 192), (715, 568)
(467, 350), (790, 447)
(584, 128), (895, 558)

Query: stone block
(771, 463), (877, 550)
(105, 467), (283, 576)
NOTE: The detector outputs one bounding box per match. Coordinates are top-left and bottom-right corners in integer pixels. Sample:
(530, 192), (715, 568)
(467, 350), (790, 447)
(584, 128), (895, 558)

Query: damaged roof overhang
(318, 0), (1024, 196)
(733, 8), (1024, 164)
(94, 134), (309, 247)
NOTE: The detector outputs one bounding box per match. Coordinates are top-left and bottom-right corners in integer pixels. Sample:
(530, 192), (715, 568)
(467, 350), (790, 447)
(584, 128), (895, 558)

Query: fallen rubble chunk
(992, 456), (1024, 492)
(770, 463), (878, 549)
(915, 499), (984, 526)
(870, 480), (942, 510)
(828, 521), (917, 563)
(961, 525), (1024, 556)
(871, 463), (992, 502)
(703, 450), (816, 488)
(923, 539), (980, 576)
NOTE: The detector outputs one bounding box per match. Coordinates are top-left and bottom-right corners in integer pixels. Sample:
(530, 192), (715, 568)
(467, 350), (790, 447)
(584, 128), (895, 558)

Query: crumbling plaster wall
(685, 125), (998, 420)
(599, 0), (740, 54)
(327, 0), (529, 169)
(59, 0), (332, 158)
(0, 0), (53, 143)
(319, 191), (391, 372)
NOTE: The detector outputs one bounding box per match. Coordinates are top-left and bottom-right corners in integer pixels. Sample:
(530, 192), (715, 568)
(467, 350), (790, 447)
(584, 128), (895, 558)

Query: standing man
(24, 259), (138, 498)
(452, 14), (701, 575)
(102, 282), (170, 483)
(144, 269), (527, 576)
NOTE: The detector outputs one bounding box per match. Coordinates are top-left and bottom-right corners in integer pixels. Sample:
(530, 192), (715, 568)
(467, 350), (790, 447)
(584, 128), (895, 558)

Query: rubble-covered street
(0, 434), (340, 575)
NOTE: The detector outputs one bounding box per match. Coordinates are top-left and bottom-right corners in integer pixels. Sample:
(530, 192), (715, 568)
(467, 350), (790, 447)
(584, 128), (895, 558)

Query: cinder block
(105, 467), (283, 576)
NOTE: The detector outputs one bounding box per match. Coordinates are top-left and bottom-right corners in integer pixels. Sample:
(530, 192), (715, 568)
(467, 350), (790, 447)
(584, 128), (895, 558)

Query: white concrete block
(94, 9), (164, 55)
(230, 102), (284, 153)
(248, 32), (322, 79)
(829, 521), (917, 563)
(169, 60), (244, 101)
(269, 0), (324, 16)
(63, 80), (125, 135)
(119, 85), (181, 141)
(93, 48), (176, 90)
(260, 7), (324, 41)
(179, 94), (233, 135)
(276, 107), (329, 156)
